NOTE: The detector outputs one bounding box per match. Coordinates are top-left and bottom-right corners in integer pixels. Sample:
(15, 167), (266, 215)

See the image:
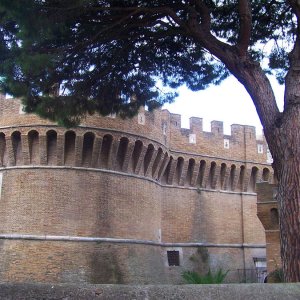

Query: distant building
(0, 95), (273, 283)
(257, 182), (281, 278)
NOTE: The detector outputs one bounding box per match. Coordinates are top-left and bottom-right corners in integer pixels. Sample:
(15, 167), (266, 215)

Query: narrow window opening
(270, 208), (279, 226)
(167, 251), (180, 266)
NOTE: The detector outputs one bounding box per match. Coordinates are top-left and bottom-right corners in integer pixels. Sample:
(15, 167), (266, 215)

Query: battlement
(0, 95), (270, 165)
(168, 110), (261, 138)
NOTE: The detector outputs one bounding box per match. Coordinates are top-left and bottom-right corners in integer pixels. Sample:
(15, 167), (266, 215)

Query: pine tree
(0, 0), (300, 281)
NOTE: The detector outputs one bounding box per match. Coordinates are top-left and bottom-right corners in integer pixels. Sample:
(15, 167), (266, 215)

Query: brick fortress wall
(0, 95), (272, 283)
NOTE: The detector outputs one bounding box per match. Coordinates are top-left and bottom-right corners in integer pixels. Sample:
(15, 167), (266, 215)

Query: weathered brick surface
(256, 182), (281, 274)
(0, 96), (271, 283)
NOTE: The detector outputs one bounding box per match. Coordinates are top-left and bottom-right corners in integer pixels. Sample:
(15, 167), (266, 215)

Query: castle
(0, 94), (273, 284)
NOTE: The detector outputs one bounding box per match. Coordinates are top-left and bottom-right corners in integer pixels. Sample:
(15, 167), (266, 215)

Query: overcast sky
(163, 75), (284, 136)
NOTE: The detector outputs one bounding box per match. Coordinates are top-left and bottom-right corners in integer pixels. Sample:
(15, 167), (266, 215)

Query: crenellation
(170, 113), (181, 128)
(189, 117), (203, 132)
(231, 124), (245, 138)
(211, 120), (224, 135)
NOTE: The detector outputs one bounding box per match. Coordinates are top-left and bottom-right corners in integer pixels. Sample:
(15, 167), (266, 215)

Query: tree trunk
(275, 33), (300, 281)
(224, 56), (300, 282)
(274, 112), (300, 282)
(185, 0), (300, 281)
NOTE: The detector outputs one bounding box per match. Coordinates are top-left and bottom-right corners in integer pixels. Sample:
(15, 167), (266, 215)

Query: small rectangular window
(189, 134), (196, 144)
(19, 104), (26, 115)
(257, 144), (264, 154)
(138, 112), (145, 125)
(224, 139), (230, 149)
(167, 250), (180, 266)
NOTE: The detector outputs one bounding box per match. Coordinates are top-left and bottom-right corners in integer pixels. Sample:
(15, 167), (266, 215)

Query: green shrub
(182, 268), (228, 284)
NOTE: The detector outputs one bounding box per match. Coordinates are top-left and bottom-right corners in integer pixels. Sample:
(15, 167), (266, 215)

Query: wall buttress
(231, 167), (240, 191)
(96, 138), (103, 168)
(257, 169), (263, 182)
(167, 158), (177, 185)
(156, 154), (169, 181)
(201, 162), (211, 188)
(134, 146), (147, 175)
(152, 152), (166, 180)
(90, 136), (101, 168)
(221, 166), (231, 190)
(144, 148), (158, 178)
(211, 165), (221, 190)
(190, 161), (201, 187)
(56, 135), (65, 166)
(243, 168), (252, 192)
(39, 135), (47, 165)
(178, 160), (189, 186)
(75, 135), (83, 167)
(5, 136), (14, 166)
(109, 140), (119, 170)
(122, 141), (135, 173)
(21, 134), (30, 165)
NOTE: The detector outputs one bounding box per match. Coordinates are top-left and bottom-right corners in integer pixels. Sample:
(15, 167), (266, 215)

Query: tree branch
(237, 0), (252, 55)
(194, 0), (211, 32)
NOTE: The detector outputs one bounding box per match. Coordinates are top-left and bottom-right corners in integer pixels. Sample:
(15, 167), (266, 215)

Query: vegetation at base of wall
(182, 269), (229, 284)
(267, 268), (284, 283)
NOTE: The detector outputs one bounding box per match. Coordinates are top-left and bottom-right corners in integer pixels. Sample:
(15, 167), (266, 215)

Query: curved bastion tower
(0, 94), (273, 284)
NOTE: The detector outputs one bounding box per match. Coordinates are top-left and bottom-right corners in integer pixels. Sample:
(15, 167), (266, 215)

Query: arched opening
(99, 134), (113, 169)
(82, 132), (95, 167)
(229, 165), (237, 191)
(46, 130), (57, 165)
(0, 133), (6, 167)
(161, 156), (173, 185)
(174, 157), (184, 185)
(238, 165), (246, 192)
(64, 131), (76, 166)
(270, 208), (279, 227)
(115, 137), (129, 171)
(186, 158), (195, 186)
(208, 161), (217, 189)
(143, 144), (154, 175)
(152, 147), (163, 178)
(197, 160), (206, 188)
(249, 166), (259, 192)
(262, 168), (270, 182)
(157, 152), (169, 181)
(131, 140), (143, 173)
(220, 163), (227, 189)
(11, 131), (22, 165)
(28, 130), (39, 165)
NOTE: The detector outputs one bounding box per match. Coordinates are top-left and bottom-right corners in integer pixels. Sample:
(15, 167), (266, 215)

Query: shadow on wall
(0, 129), (272, 192)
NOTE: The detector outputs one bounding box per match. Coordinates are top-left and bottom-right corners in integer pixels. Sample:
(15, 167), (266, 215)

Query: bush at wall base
(182, 269), (229, 284)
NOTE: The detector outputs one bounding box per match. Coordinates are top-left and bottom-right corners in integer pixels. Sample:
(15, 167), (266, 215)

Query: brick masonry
(0, 95), (272, 283)
(256, 182), (281, 274)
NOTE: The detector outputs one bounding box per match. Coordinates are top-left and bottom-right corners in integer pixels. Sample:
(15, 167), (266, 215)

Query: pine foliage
(0, 1), (295, 125)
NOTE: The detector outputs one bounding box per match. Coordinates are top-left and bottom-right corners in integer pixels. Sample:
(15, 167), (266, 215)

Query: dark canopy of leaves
(0, 0), (295, 125)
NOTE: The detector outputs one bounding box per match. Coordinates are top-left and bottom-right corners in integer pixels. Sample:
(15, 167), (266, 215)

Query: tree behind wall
(0, 0), (299, 282)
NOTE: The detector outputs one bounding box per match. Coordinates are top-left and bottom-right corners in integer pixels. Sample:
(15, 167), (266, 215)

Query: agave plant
(182, 269), (229, 284)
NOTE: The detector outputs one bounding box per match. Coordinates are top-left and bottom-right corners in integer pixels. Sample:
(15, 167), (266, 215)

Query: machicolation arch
(0, 126), (273, 192)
